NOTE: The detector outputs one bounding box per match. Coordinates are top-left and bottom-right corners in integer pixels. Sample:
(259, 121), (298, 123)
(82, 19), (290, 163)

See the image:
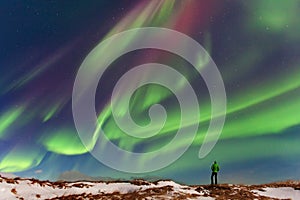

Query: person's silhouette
(211, 161), (219, 184)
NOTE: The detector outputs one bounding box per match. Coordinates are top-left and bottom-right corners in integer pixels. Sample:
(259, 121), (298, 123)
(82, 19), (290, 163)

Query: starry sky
(1, 0), (300, 184)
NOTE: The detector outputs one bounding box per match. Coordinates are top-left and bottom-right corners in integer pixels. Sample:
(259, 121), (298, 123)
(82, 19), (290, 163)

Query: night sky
(1, 0), (300, 184)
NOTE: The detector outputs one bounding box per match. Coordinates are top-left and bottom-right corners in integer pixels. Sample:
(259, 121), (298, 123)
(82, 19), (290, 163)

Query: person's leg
(215, 173), (218, 184)
(211, 173), (214, 184)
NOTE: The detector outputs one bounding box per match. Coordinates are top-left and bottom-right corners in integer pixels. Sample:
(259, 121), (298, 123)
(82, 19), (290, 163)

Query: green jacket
(211, 163), (220, 173)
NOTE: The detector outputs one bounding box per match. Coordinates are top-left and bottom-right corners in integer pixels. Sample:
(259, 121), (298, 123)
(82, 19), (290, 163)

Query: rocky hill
(1, 175), (300, 199)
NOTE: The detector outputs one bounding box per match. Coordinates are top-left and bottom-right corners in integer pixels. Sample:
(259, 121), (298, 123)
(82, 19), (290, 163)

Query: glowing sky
(1, 0), (300, 184)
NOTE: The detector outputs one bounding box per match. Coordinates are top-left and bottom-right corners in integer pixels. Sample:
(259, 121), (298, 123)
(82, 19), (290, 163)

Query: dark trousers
(211, 172), (218, 184)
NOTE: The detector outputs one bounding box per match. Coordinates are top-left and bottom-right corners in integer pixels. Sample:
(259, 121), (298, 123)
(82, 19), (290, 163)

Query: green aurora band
(0, 106), (25, 139)
(41, 128), (88, 155)
(0, 145), (45, 173)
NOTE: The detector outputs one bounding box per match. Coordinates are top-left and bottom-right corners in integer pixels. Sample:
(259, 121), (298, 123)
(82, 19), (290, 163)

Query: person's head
(214, 161), (217, 164)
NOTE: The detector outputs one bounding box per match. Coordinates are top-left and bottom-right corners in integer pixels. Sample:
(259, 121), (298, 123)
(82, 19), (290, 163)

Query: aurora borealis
(1, 0), (300, 184)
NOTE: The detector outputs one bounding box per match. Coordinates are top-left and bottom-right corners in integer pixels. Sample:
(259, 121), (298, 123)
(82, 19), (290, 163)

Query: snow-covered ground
(1, 175), (300, 199)
(253, 187), (300, 199)
(0, 176), (213, 199)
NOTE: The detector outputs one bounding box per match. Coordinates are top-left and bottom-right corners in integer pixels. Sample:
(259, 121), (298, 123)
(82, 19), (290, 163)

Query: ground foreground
(1, 175), (300, 199)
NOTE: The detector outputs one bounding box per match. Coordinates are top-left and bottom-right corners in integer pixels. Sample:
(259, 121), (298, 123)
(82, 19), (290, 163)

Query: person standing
(211, 161), (219, 184)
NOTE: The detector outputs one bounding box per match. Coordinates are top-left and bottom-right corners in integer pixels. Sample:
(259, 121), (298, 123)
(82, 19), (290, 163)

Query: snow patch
(253, 187), (300, 200)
